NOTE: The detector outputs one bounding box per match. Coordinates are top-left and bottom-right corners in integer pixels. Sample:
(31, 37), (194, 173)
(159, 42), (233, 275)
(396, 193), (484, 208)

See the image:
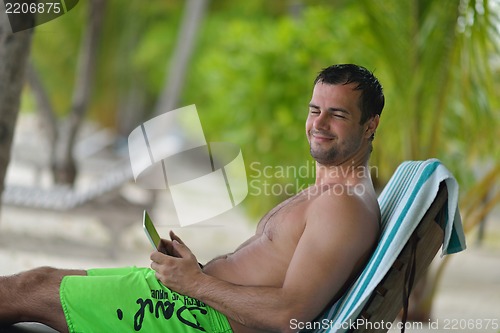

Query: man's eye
(309, 109), (320, 114)
(333, 113), (346, 119)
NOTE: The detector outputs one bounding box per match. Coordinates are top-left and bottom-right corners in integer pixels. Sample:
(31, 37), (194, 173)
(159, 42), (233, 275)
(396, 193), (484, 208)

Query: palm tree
(358, 0), (500, 320)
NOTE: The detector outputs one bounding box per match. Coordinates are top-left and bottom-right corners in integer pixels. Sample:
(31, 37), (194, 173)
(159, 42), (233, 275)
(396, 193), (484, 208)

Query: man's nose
(314, 112), (329, 131)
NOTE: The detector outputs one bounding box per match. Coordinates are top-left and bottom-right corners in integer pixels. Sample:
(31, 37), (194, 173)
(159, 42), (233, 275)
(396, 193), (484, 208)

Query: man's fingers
(150, 251), (163, 263)
(158, 239), (173, 255)
(169, 230), (185, 244)
(172, 240), (192, 258)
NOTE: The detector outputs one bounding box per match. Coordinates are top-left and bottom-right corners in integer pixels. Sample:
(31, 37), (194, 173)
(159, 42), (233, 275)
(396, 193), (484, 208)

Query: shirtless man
(0, 64), (384, 333)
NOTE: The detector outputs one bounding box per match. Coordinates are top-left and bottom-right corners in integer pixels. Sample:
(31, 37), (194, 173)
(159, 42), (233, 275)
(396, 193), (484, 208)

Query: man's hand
(150, 236), (204, 295)
(157, 230), (184, 257)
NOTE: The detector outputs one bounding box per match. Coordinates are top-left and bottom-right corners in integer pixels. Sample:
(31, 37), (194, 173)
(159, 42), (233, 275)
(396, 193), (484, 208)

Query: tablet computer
(143, 210), (161, 250)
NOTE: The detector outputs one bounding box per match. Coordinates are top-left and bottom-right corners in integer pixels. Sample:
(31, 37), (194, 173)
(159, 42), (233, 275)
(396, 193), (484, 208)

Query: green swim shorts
(59, 266), (233, 333)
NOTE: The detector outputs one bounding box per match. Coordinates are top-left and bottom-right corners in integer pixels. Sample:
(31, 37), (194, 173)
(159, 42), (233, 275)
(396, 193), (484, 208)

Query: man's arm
(151, 193), (378, 332)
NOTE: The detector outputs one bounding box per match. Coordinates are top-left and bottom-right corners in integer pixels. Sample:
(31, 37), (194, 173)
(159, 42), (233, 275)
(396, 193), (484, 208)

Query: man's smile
(310, 131), (335, 142)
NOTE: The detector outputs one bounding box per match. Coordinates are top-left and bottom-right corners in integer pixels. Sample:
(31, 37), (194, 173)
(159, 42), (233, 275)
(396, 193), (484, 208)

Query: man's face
(306, 82), (366, 166)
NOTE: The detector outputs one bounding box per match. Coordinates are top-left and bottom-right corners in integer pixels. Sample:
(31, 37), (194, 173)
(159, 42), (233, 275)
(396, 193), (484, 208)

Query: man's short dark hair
(314, 64), (384, 124)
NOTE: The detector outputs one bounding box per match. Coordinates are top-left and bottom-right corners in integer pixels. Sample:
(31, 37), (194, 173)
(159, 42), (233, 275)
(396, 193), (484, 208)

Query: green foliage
(29, 0), (185, 126)
(359, 0), (500, 189)
(26, 0), (499, 220)
(184, 1), (499, 218)
(183, 5), (372, 217)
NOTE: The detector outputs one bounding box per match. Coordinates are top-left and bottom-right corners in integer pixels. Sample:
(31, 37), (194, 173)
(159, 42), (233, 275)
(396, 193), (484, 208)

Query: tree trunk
(26, 62), (58, 165)
(52, 0), (106, 185)
(0, 5), (35, 215)
(154, 0), (209, 115)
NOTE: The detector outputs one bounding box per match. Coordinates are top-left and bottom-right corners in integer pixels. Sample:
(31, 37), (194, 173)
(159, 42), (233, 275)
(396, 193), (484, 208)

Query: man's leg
(0, 266), (86, 333)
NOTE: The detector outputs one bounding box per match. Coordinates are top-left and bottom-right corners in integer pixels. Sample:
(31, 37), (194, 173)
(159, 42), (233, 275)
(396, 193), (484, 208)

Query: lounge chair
(303, 159), (466, 333)
(1, 159), (466, 333)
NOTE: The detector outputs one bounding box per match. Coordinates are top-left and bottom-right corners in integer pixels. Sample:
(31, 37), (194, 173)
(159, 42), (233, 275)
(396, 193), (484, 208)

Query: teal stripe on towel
(379, 162), (421, 230)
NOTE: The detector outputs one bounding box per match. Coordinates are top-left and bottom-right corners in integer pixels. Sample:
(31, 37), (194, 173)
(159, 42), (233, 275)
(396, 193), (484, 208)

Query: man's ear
(364, 114), (380, 140)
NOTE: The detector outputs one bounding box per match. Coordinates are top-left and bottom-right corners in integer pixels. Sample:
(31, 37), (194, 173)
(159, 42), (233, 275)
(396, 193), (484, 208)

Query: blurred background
(0, 0), (499, 331)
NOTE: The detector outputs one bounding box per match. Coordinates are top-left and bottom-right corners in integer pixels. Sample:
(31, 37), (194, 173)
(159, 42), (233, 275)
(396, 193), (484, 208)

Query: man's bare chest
(258, 192), (312, 241)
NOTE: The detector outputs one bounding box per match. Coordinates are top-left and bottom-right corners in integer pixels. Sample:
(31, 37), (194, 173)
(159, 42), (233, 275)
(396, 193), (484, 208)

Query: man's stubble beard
(308, 134), (363, 167)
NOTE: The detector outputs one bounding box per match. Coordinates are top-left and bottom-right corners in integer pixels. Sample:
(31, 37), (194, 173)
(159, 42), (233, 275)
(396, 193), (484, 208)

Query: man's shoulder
(307, 182), (376, 210)
(306, 182), (380, 231)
